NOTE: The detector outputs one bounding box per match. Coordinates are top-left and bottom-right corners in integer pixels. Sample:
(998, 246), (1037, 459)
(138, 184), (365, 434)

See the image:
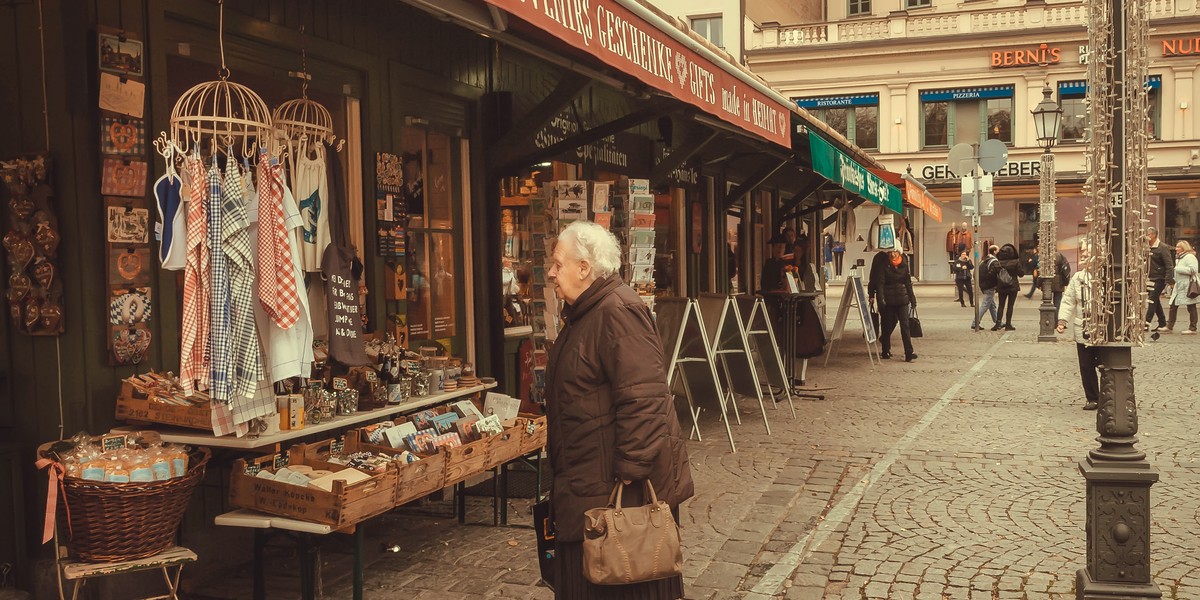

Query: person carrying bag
(583, 481), (684, 585)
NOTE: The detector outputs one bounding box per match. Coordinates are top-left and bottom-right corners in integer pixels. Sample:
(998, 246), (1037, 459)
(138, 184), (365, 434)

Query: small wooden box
(516, 414), (548, 454)
(228, 445), (396, 529)
(115, 381), (213, 432)
(442, 437), (491, 486)
(343, 426), (448, 505)
(483, 424), (524, 470)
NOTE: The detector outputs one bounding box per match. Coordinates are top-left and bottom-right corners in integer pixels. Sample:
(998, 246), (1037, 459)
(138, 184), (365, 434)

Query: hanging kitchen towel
(294, 145), (331, 272)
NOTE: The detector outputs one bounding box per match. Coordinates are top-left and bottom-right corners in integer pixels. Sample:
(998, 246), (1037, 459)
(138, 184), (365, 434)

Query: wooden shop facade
(0, 0), (899, 590)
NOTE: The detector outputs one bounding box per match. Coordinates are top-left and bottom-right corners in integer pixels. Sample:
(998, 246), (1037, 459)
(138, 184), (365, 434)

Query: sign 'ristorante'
(483, 0), (792, 148)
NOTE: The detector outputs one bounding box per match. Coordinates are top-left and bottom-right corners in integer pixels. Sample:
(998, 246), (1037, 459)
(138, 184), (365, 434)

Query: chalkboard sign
(851, 276), (878, 344)
(697, 294), (771, 436)
(656, 297), (736, 452)
(101, 433), (128, 451)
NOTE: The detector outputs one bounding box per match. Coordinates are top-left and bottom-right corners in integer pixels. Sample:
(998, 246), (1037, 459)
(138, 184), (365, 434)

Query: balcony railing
(753, 0), (1181, 48)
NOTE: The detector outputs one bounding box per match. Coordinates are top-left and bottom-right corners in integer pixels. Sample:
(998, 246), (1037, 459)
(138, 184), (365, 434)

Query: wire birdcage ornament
(272, 46), (337, 149)
(168, 0), (272, 159)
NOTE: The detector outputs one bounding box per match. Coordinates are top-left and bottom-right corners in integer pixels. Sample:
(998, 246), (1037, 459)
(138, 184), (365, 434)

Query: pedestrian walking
(992, 243), (1023, 330)
(868, 250), (918, 361)
(545, 221), (694, 599)
(1056, 246), (1099, 410)
(972, 245), (1000, 331)
(1165, 240), (1199, 334)
(953, 251), (974, 307)
(1023, 247), (1040, 299)
(1048, 251), (1070, 310)
(1145, 227), (1175, 332)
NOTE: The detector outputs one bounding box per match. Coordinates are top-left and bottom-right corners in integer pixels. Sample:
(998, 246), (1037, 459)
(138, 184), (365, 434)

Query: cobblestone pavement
(187, 285), (1200, 600)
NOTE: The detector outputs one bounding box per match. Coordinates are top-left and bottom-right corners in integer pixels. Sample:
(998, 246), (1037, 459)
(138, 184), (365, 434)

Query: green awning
(808, 131), (902, 214)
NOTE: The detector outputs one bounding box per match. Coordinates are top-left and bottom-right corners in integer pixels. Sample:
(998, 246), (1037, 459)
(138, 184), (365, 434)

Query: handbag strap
(608, 480), (663, 511)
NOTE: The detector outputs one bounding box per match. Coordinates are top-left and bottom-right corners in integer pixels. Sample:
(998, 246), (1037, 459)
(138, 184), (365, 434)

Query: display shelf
(500, 196), (531, 207)
(153, 383), (497, 450)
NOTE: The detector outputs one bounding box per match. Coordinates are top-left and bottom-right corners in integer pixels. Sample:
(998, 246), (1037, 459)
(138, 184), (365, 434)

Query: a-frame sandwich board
(655, 297), (736, 452)
(697, 293), (771, 436)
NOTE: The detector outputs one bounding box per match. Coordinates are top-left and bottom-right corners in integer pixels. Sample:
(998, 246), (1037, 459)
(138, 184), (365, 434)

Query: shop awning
(479, 0), (794, 148)
(868, 168), (945, 222)
(808, 131), (902, 214)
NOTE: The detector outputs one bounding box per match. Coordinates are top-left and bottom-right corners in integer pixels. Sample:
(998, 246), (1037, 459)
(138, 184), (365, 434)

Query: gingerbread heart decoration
(13, 239), (34, 270)
(8, 300), (20, 325)
(34, 222), (59, 257)
(7, 273), (30, 302)
(113, 327), (151, 364)
(9, 197), (34, 220)
(33, 261), (54, 290)
(2, 231), (22, 254)
(23, 297), (39, 329)
(40, 302), (62, 332)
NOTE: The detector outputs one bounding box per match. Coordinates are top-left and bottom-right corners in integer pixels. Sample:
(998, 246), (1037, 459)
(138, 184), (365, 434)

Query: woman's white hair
(560, 220), (622, 278)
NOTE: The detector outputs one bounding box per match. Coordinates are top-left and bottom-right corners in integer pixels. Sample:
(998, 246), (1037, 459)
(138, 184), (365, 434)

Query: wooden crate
(228, 447), (396, 529)
(115, 381), (213, 432)
(442, 437), (491, 487)
(516, 414), (548, 454)
(483, 425), (524, 470)
(342, 430), (448, 505)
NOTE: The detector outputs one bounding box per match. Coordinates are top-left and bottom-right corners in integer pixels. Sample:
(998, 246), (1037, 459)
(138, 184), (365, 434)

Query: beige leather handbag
(582, 480), (683, 585)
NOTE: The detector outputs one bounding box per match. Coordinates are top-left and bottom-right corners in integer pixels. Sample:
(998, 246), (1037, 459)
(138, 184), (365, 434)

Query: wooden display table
(215, 509), (364, 600)
(151, 383), (496, 450)
(58, 546), (196, 600)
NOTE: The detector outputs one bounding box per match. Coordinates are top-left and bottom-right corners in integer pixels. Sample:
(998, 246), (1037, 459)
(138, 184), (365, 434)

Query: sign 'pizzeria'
(483, 0), (793, 148)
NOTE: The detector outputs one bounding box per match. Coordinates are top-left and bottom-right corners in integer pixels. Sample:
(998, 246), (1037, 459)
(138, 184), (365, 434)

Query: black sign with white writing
(322, 245), (372, 366)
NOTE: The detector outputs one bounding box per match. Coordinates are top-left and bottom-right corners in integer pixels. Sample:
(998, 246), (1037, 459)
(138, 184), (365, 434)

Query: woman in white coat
(1056, 246), (1099, 410)
(1166, 240), (1200, 334)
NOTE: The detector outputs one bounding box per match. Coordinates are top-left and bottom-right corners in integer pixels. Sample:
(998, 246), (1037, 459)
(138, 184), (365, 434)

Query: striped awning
(920, 85), (1014, 102)
(795, 93), (879, 109)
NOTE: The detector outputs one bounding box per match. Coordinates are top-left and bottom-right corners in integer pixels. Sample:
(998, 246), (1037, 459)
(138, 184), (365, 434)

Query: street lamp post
(1031, 85), (1062, 343)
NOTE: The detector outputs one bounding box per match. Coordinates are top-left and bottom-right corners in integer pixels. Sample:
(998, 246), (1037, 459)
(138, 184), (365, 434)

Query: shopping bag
(909, 307), (924, 338)
(533, 499), (556, 590)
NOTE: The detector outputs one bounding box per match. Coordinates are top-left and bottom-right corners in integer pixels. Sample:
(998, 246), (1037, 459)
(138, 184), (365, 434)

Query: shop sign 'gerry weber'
(808, 131), (902, 214)
(484, 0), (792, 148)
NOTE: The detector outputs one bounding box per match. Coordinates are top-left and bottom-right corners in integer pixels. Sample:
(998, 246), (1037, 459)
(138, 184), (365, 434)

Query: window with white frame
(919, 85), (1014, 149)
(795, 94), (880, 150)
(690, 16), (723, 49)
(906, 0), (932, 8)
(849, 0), (871, 16)
(1057, 76), (1161, 142)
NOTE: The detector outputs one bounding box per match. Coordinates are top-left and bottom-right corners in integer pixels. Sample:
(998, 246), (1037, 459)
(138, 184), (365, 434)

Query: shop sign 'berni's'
(484, 0), (793, 148)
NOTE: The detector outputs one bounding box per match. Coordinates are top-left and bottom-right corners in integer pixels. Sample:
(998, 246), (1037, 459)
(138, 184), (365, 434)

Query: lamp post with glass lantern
(1031, 85), (1063, 342)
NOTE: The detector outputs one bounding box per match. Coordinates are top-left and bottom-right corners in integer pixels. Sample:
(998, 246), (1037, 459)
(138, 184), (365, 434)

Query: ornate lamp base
(1076, 347), (1161, 599)
(1038, 280), (1058, 342)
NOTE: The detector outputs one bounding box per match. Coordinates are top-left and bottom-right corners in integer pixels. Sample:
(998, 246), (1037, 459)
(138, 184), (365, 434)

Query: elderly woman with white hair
(1057, 245), (1099, 410)
(543, 220), (694, 599)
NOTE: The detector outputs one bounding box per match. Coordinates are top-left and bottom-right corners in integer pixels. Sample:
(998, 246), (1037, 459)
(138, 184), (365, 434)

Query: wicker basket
(59, 447), (210, 562)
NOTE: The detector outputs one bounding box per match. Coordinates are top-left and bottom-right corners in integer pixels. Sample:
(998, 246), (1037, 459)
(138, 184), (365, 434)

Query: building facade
(732, 0), (1200, 281)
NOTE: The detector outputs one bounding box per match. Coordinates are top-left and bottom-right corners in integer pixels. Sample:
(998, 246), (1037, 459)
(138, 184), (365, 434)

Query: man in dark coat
(545, 221), (694, 598)
(973, 245), (1000, 330)
(1145, 226), (1175, 331)
(991, 243), (1024, 330)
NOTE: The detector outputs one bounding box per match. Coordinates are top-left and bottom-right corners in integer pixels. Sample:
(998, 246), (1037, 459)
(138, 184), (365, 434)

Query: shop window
(1164, 197), (1200, 248)
(796, 94), (879, 150)
(849, 0), (871, 16)
(402, 126), (463, 342)
(1059, 96), (1088, 142)
(1059, 77), (1160, 141)
(690, 16), (723, 48)
(920, 86), (1014, 149)
(923, 101), (949, 148)
(1147, 86), (1161, 140)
